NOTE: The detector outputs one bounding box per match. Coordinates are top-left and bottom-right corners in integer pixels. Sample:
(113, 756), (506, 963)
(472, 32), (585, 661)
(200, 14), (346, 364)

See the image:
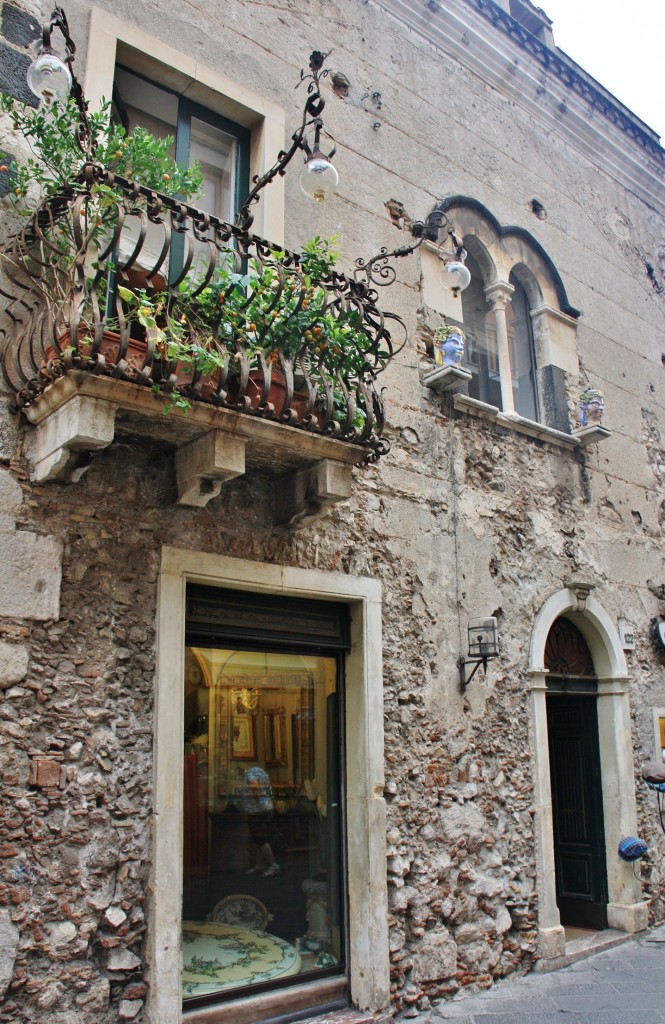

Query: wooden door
(546, 694), (607, 929)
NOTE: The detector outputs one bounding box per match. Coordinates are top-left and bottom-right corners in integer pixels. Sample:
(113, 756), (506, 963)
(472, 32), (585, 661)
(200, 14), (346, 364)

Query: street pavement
(404, 924), (665, 1024)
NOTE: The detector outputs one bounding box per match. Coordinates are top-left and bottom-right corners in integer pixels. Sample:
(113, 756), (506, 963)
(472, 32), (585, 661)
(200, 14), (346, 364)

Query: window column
(484, 281), (515, 413)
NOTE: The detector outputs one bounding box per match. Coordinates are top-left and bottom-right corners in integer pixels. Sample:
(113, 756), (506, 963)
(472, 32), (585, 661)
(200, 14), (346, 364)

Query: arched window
(545, 617), (595, 679)
(461, 254), (539, 419)
(461, 252), (501, 408)
(424, 197), (581, 434)
(506, 271), (539, 420)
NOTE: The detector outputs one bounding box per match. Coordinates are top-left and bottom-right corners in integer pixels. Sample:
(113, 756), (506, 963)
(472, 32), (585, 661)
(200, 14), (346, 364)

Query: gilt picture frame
(232, 711), (257, 760)
(263, 706), (287, 767)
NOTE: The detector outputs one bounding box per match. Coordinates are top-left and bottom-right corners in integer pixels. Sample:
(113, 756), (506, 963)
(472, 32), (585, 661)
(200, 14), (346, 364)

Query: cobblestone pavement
(400, 925), (665, 1024)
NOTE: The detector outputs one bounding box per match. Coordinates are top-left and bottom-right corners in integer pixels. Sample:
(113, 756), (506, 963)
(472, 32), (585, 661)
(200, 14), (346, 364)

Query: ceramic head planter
(578, 388), (605, 426)
(434, 323), (466, 367)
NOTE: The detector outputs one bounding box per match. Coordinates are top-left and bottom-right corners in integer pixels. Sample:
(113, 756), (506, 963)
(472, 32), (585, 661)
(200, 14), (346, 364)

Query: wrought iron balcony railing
(0, 164), (407, 462)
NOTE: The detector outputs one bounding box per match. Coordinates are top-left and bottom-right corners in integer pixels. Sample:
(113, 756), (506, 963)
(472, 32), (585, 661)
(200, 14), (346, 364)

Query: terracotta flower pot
(245, 369), (317, 424)
(51, 327), (149, 374)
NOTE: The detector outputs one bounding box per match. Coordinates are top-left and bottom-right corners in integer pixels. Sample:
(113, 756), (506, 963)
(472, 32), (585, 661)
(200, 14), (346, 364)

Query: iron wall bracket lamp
(370, 209), (471, 297)
(26, 5), (91, 153)
(459, 616), (499, 692)
(235, 49), (338, 232)
(412, 210), (471, 295)
(352, 207), (472, 311)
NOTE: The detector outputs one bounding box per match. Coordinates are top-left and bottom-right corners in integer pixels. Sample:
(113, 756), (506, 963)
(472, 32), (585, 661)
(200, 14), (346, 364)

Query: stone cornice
(371, 0), (664, 208)
(469, 0), (662, 160)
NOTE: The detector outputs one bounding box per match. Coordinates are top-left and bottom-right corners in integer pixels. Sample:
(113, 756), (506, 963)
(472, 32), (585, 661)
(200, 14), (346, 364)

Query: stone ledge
(423, 364), (472, 394)
(572, 423), (612, 446)
(453, 394), (580, 450)
(21, 373), (364, 523)
(533, 927), (634, 973)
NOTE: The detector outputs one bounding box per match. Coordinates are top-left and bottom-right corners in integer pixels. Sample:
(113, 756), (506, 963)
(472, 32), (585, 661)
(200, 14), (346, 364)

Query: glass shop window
(182, 588), (348, 1009)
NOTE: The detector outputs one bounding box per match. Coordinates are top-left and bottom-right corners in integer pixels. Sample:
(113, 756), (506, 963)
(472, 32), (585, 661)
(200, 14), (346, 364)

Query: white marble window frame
(148, 547), (390, 1024)
(83, 8), (287, 245)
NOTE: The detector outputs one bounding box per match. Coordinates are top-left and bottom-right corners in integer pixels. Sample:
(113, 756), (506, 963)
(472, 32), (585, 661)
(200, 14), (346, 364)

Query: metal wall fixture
(27, 7), (74, 105)
(350, 206), (473, 315)
(411, 210), (471, 295)
(26, 5), (91, 148)
(458, 616), (499, 691)
(650, 618), (665, 653)
(234, 48), (339, 231)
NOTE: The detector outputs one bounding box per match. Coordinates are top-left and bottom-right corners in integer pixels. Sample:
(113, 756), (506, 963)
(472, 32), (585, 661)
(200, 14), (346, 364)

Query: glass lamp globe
(299, 154), (338, 204)
(27, 51), (72, 105)
(441, 260), (471, 293)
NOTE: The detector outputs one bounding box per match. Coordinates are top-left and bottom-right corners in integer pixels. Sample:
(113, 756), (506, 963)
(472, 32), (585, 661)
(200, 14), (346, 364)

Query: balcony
(0, 165), (405, 523)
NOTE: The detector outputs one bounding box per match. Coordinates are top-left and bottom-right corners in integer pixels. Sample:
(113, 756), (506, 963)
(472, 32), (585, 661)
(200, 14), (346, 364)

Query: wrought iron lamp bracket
(355, 207), (466, 299)
(413, 210), (467, 261)
(37, 6), (92, 154)
(235, 49), (335, 233)
(458, 654), (489, 692)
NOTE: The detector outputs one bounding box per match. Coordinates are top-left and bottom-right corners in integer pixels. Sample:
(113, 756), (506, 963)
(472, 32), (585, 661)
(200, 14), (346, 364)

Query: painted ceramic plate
(210, 894), (270, 931)
(182, 921), (301, 997)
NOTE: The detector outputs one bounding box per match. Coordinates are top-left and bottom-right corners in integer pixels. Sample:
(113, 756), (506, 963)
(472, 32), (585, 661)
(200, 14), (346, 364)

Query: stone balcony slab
(22, 373), (365, 524)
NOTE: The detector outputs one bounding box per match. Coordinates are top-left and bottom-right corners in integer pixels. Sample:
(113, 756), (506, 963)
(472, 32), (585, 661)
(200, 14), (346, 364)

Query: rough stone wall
(379, 405), (665, 1015)
(0, 421), (549, 1021)
(0, 0), (664, 1021)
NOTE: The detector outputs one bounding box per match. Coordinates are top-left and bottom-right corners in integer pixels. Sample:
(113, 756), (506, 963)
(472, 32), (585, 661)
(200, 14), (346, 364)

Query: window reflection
(506, 273), (539, 420)
(182, 648), (343, 1002)
(461, 252), (502, 408)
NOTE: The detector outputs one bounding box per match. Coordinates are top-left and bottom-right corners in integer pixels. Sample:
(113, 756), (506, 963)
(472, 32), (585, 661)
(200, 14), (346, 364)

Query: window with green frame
(113, 65), (250, 222)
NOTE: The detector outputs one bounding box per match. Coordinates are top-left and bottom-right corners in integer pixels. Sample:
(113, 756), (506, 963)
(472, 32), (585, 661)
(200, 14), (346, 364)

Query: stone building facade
(0, 1), (664, 1023)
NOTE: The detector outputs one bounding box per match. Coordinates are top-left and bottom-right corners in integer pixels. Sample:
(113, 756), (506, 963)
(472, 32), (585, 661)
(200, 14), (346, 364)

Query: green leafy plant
(0, 93), (203, 210)
(132, 236), (382, 427)
(173, 236), (377, 382)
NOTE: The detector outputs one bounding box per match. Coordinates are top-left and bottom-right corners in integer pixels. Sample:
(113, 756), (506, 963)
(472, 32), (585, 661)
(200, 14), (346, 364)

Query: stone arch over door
(527, 583), (647, 959)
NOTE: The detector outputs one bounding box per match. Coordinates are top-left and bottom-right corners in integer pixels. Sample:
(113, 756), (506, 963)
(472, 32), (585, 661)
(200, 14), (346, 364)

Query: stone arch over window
(423, 197), (581, 433)
(527, 583), (647, 960)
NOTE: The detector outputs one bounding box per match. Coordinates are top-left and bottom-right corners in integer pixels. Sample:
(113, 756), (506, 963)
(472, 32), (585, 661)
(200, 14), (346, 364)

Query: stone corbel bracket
(274, 459), (353, 528)
(21, 374), (363, 525)
(423, 363), (473, 394)
(26, 392), (116, 483)
(572, 423), (612, 446)
(173, 432), (246, 507)
(564, 577), (596, 612)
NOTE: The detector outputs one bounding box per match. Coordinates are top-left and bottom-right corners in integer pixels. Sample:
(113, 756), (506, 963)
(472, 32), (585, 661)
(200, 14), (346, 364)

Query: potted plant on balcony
(1, 93), (394, 447)
(0, 92), (203, 211)
(167, 235), (383, 430)
(1, 89), (206, 373)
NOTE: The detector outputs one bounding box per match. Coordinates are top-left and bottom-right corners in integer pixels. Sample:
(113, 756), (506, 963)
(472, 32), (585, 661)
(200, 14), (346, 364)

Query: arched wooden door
(545, 618), (608, 929)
